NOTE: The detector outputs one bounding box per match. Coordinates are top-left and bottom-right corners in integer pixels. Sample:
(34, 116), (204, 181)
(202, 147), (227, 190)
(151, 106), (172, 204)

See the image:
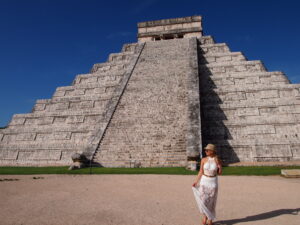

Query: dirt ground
(0, 174), (299, 225)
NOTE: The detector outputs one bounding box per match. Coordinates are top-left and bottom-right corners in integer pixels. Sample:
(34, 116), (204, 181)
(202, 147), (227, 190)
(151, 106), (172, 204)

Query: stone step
(53, 75), (125, 98)
(202, 96), (300, 110)
(32, 100), (108, 113)
(96, 151), (187, 157)
(202, 100), (300, 119)
(203, 70), (282, 80)
(204, 141), (300, 161)
(204, 137), (300, 147)
(96, 156), (187, 163)
(202, 80), (293, 92)
(121, 43), (140, 53)
(51, 88), (99, 101)
(204, 113), (300, 126)
(203, 131), (300, 142)
(108, 52), (134, 63)
(6, 113), (105, 129)
(94, 156), (187, 167)
(55, 79), (121, 93)
(31, 89), (118, 112)
(203, 126), (300, 146)
(199, 60), (266, 74)
(96, 154), (187, 161)
(90, 61), (130, 73)
(204, 82), (300, 94)
(52, 83), (120, 100)
(2, 122), (98, 133)
(0, 141), (87, 151)
(52, 88), (106, 100)
(200, 84), (300, 104)
(206, 70), (286, 80)
(0, 158), (73, 166)
(9, 109), (106, 120)
(95, 154), (187, 162)
(199, 43), (231, 54)
(0, 135), (89, 146)
(198, 35), (215, 45)
(201, 71), (290, 87)
(199, 52), (246, 64)
(51, 92), (115, 103)
(0, 149), (82, 163)
(73, 72), (124, 85)
(205, 77), (287, 88)
(96, 161), (186, 168)
(203, 124), (300, 140)
(95, 147), (187, 155)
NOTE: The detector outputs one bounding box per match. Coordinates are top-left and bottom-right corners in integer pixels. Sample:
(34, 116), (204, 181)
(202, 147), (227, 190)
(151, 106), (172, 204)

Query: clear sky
(0, 0), (300, 127)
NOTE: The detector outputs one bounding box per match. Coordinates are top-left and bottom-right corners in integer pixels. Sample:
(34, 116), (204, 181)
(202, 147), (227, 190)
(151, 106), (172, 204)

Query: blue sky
(0, 0), (300, 127)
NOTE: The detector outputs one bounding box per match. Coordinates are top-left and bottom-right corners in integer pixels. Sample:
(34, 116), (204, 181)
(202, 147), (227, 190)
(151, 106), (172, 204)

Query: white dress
(192, 156), (218, 220)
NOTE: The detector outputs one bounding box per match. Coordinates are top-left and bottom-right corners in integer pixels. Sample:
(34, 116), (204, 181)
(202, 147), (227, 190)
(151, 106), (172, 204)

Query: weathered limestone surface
(198, 35), (300, 163)
(0, 15), (299, 167)
(94, 38), (201, 167)
(0, 43), (144, 165)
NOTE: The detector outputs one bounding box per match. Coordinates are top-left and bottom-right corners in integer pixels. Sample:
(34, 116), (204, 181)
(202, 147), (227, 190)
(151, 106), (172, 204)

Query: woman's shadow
(214, 208), (299, 225)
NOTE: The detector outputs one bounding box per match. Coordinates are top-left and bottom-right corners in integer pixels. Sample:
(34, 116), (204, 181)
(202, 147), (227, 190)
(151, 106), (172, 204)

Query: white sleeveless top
(203, 157), (218, 176)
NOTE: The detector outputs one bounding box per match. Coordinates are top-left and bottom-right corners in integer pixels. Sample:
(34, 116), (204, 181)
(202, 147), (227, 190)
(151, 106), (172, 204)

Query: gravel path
(0, 174), (299, 225)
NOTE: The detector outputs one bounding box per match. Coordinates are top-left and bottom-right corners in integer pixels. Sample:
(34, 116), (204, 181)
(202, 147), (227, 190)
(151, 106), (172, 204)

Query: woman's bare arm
(217, 157), (222, 175)
(194, 158), (205, 184)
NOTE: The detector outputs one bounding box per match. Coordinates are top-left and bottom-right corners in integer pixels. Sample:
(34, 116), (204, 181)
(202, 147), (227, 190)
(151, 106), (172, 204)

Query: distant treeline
(0, 126), (7, 129)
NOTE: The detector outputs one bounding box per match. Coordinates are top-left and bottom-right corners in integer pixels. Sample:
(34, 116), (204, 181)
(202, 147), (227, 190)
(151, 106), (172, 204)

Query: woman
(192, 144), (222, 225)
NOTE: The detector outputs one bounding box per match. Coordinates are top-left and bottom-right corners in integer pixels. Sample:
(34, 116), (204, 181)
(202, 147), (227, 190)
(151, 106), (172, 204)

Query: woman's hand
(217, 168), (222, 175)
(192, 181), (198, 187)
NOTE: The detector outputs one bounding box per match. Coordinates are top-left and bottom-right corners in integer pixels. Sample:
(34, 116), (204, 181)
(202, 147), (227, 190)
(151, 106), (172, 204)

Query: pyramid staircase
(93, 38), (201, 167)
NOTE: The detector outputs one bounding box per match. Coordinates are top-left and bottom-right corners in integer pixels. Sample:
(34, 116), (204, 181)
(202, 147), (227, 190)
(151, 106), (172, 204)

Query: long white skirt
(192, 175), (218, 220)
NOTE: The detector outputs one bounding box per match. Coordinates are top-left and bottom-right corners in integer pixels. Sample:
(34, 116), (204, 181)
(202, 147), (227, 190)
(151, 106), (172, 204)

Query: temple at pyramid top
(137, 16), (202, 42)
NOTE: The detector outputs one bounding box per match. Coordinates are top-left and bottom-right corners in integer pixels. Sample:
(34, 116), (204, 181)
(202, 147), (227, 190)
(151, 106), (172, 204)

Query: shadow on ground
(214, 208), (300, 225)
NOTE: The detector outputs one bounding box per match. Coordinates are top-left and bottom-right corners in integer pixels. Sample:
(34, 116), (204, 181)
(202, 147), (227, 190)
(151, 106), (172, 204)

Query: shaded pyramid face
(0, 16), (299, 168)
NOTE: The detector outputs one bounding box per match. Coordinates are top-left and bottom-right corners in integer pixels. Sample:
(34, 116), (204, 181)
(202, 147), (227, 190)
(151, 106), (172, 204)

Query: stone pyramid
(0, 16), (299, 168)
